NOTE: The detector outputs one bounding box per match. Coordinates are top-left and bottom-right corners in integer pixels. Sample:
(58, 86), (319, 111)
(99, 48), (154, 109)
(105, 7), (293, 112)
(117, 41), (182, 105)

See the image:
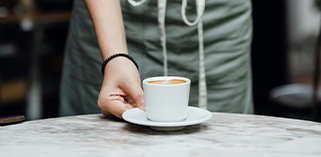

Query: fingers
(108, 101), (134, 118)
(98, 95), (134, 118)
(121, 79), (146, 111)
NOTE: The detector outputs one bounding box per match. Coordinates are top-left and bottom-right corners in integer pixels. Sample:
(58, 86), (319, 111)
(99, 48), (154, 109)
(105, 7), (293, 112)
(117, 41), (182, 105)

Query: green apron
(60, 0), (253, 116)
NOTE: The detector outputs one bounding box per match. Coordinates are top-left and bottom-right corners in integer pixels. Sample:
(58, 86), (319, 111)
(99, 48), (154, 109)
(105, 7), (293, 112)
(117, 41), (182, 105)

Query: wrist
(101, 53), (139, 76)
(103, 51), (128, 61)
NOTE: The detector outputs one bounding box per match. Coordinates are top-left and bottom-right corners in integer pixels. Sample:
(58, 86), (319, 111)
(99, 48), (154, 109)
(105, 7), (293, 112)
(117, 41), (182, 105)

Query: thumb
(122, 80), (146, 111)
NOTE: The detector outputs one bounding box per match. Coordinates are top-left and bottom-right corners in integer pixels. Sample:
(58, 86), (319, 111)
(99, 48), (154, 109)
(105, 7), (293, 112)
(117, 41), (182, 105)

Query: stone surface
(1, 113), (321, 157)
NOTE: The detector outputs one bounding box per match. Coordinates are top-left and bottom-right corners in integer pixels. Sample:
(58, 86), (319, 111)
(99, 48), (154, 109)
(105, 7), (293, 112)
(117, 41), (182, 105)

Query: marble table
(1, 113), (321, 157)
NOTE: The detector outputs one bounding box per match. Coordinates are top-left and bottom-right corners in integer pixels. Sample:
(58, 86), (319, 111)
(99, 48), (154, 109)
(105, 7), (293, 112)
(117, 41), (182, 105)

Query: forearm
(84, 0), (127, 60)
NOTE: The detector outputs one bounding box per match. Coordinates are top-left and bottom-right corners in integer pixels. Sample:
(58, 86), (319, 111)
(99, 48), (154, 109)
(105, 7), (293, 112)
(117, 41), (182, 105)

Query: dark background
(251, 0), (288, 115)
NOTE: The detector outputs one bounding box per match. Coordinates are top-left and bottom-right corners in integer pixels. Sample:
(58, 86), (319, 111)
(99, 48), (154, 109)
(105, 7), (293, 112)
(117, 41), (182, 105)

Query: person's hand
(97, 57), (145, 118)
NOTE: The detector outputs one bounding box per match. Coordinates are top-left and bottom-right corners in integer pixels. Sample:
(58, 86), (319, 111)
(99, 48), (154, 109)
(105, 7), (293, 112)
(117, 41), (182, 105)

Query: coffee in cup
(147, 79), (186, 85)
(143, 76), (191, 122)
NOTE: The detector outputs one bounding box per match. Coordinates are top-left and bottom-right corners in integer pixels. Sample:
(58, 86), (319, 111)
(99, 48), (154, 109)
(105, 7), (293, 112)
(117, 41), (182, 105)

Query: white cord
(181, 0), (207, 108)
(198, 18), (207, 109)
(181, 0), (205, 26)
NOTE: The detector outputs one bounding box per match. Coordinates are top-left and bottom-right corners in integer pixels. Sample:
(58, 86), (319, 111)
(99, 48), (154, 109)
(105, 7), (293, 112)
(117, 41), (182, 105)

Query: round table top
(1, 113), (321, 157)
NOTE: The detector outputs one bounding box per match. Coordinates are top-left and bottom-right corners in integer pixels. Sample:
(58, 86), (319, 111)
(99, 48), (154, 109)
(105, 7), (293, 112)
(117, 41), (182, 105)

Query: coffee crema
(148, 79), (186, 85)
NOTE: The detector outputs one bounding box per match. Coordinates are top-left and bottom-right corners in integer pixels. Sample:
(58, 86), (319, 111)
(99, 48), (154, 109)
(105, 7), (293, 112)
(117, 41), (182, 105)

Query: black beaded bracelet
(101, 53), (139, 76)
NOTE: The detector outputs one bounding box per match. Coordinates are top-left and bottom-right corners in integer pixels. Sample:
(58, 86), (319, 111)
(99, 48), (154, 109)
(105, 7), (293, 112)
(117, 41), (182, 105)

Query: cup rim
(143, 76), (191, 86)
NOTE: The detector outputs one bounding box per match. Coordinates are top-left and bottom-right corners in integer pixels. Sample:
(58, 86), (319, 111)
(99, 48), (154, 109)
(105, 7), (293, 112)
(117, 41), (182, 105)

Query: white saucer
(122, 106), (212, 131)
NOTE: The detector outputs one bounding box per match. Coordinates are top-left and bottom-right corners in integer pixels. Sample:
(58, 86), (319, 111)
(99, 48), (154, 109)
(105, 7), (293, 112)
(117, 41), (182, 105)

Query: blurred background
(0, 0), (321, 122)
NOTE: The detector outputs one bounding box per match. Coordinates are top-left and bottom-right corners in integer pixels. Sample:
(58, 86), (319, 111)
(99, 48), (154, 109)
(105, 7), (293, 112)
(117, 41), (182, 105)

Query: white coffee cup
(143, 76), (191, 122)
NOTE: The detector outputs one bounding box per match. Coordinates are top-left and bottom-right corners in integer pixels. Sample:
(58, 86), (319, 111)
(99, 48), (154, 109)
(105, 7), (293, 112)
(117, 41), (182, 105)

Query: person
(60, 0), (254, 118)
